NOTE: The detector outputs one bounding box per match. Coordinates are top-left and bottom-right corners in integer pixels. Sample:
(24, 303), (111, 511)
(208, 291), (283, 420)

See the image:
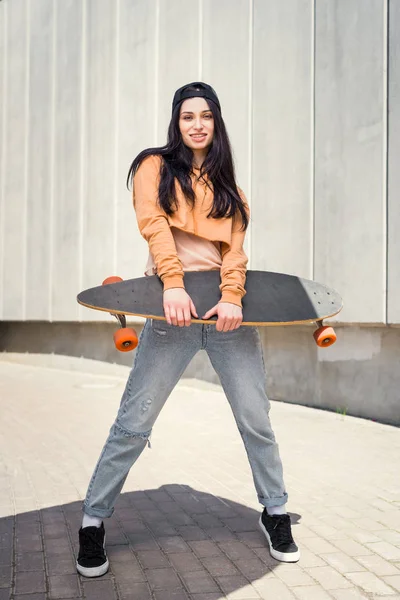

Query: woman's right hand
(163, 288), (198, 327)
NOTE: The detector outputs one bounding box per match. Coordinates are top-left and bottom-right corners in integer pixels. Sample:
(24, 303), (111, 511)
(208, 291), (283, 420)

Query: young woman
(76, 82), (299, 578)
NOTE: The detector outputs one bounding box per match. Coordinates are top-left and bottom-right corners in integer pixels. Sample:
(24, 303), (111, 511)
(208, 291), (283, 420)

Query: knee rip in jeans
(114, 421), (153, 448)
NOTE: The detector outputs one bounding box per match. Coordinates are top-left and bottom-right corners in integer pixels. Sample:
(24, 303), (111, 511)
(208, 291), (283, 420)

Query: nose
(193, 118), (203, 131)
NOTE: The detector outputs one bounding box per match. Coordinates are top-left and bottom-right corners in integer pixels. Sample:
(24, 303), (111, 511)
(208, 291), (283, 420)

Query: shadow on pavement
(1, 484), (302, 599)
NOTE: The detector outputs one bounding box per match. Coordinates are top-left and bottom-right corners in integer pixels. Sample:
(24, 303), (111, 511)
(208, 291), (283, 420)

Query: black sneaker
(76, 522), (109, 577)
(259, 510), (300, 562)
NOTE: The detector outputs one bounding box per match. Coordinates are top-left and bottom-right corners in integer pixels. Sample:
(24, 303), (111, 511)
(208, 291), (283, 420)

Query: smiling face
(179, 97), (215, 155)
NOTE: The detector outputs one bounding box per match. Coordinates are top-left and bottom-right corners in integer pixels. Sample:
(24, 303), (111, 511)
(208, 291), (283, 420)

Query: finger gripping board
(77, 270), (343, 325)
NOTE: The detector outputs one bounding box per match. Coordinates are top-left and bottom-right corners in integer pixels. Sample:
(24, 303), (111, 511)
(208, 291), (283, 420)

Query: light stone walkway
(0, 352), (399, 600)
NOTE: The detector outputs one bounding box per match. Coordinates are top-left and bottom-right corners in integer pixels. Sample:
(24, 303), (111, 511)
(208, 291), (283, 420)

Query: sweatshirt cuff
(219, 290), (243, 307)
(162, 274), (185, 291)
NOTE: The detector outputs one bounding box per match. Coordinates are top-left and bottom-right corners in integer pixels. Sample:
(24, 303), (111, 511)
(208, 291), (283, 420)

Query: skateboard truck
(313, 320), (337, 348)
(102, 277), (138, 351)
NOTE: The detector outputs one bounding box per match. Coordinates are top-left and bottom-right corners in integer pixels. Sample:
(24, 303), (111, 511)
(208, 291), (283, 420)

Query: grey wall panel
(388, 0), (400, 323)
(157, 0), (200, 142)
(251, 0), (313, 277)
(0, 1), (5, 317)
(25, 0), (53, 319)
(315, 0), (386, 323)
(202, 0), (251, 199)
(116, 0), (157, 282)
(51, 0), (83, 321)
(2, 0), (28, 320)
(81, 0), (117, 322)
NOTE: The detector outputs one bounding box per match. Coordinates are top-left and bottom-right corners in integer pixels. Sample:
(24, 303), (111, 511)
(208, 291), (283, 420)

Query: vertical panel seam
(78, 0), (87, 321)
(48, 0), (56, 322)
(22, 0), (31, 321)
(384, 0), (389, 324)
(154, 0), (160, 144)
(0, 0), (7, 319)
(312, 0), (316, 282)
(113, 0), (120, 276)
(247, 0), (253, 268)
(198, 0), (203, 79)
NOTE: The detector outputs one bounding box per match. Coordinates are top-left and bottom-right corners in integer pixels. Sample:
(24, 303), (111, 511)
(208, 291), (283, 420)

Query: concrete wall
(1, 321), (399, 426)
(0, 0), (399, 424)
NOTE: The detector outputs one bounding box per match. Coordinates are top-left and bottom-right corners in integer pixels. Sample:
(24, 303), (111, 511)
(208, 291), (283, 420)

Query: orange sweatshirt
(133, 155), (249, 307)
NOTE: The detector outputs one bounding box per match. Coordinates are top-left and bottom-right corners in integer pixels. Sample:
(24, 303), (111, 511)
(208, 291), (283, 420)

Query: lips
(190, 134), (207, 141)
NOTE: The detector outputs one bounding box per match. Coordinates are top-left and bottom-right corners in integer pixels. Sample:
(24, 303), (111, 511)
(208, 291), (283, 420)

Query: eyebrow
(181, 110), (212, 115)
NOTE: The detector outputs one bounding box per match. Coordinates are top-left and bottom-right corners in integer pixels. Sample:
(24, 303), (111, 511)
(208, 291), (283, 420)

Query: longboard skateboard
(77, 270), (343, 352)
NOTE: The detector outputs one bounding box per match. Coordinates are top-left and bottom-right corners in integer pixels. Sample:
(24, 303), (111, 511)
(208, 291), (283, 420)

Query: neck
(192, 148), (207, 169)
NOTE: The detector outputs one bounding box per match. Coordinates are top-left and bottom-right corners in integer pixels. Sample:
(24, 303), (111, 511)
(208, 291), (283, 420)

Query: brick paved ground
(0, 352), (399, 600)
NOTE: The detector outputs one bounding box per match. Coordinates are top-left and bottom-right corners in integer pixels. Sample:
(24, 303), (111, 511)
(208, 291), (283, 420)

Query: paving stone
(153, 590), (190, 600)
(158, 536), (191, 554)
(175, 525), (208, 541)
(319, 552), (366, 574)
(345, 571), (398, 595)
(146, 521), (177, 536)
(158, 501), (184, 515)
(252, 575), (296, 599)
(166, 513), (196, 526)
(146, 567), (182, 590)
(357, 554), (399, 576)
(44, 538), (72, 556)
(189, 541), (223, 558)
(383, 576), (400, 593)
(236, 531), (266, 548)
(16, 551), (44, 571)
(193, 514), (225, 529)
(168, 552), (204, 572)
(107, 545), (137, 562)
(15, 570), (45, 594)
(291, 585), (332, 599)
(111, 559), (145, 582)
(275, 565), (315, 587)
(181, 570), (221, 594)
(120, 519), (147, 534)
(305, 566), (353, 590)
(329, 590), (369, 599)
(217, 575), (262, 598)
(218, 541), (257, 561)
(233, 557), (270, 579)
(201, 556), (240, 577)
(126, 532), (159, 551)
(48, 574), (80, 598)
(332, 539), (373, 557)
(365, 542), (400, 561)
(302, 537), (341, 554)
(0, 550), (11, 567)
(16, 534), (43, 553)
(83, 579), (117, 599)
(136, 549), (169, 569)
(117, 581), (152, 600)
(208, 527), (237, 542)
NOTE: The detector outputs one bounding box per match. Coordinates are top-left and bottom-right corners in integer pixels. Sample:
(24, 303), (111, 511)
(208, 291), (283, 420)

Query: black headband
(172, 82), (221, 113)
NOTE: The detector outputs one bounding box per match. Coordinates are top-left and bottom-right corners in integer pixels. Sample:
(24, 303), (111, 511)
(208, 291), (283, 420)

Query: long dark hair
(127, 90), (249, 231)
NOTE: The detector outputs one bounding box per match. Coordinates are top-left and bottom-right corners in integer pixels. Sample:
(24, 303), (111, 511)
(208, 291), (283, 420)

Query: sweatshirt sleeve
(133, 155), (185, 290)
(219, 189), (249, 307)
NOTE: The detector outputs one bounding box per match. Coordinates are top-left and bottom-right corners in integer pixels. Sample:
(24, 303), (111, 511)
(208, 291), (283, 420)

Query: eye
(204, 114), (213, 119)
(183, 115), (192, 120)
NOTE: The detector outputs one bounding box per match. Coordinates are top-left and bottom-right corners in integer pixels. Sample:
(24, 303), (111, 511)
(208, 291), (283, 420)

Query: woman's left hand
(202, 302), (243, 332)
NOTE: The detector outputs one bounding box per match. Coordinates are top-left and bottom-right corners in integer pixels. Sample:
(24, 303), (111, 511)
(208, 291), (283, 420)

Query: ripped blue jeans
(83, 319), (288, 518)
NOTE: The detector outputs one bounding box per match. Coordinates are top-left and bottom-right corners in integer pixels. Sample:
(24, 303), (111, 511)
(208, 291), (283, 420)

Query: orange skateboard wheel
(313, 326), (336, 348)
(103, 276), (123, 285)
(113, 328), (138, 352)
